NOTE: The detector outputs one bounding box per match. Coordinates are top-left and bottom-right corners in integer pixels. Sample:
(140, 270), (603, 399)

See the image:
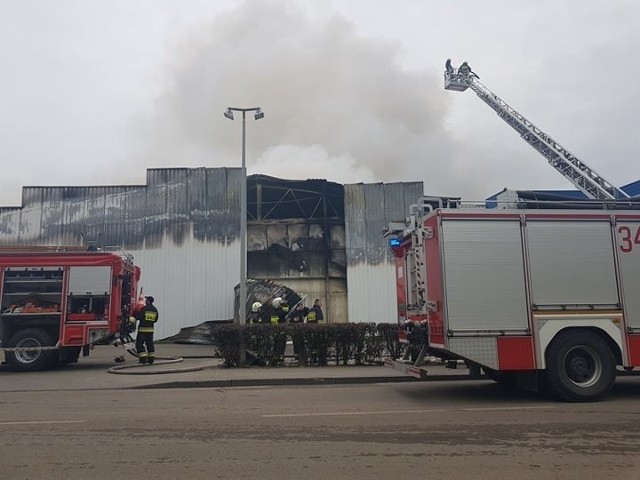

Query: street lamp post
(224, 107), (264, 324)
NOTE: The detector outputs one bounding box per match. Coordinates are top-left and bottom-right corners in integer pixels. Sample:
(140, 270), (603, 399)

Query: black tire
(541, 330), (616, 402)
(5, 328), (55, 372)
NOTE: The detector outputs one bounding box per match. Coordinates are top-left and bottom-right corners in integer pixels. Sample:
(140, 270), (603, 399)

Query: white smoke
(135, 0), (487, 197)
(251, 144), (377, 183)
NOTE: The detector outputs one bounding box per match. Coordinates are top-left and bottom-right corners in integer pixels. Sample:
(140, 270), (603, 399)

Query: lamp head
(254, 109), (264, 120)
(224, 110), (234, 120)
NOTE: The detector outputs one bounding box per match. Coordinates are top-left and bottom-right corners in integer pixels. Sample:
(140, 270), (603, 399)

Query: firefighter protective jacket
(136, 304), (159, 333)
(307, 305), (323, 323)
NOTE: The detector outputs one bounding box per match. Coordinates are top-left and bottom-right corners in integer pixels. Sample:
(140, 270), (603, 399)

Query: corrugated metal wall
(344, 182), (424, 323)
(0, 167), (242, 339)
(0, 169), (423, 336)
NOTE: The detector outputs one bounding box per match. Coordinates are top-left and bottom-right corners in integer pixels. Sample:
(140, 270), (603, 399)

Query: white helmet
(251, 301), (262, 313)
(272, 297), (283, 309)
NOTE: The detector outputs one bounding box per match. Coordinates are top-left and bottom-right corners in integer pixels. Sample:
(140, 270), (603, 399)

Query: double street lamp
(224, 107), (264, 324)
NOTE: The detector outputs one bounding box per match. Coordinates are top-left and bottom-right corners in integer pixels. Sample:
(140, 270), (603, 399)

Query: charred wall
(246, 175), (347, 321)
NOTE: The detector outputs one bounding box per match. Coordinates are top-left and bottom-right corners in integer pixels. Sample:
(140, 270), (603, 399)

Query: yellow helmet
(251, 302), (262, 313)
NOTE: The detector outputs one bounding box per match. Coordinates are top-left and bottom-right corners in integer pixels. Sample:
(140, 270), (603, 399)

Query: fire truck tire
(5, 328), (55, 372)
(542, 330), (616, 402)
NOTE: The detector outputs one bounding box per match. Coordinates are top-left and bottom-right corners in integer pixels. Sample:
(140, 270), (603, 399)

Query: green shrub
(208, 322), (404, 367)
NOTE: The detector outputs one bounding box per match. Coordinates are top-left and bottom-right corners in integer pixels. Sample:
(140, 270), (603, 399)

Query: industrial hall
(0, 167), (422, 339)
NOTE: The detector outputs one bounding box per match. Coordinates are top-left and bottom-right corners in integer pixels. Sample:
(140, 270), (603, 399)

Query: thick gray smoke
(134, 1), (480, 195)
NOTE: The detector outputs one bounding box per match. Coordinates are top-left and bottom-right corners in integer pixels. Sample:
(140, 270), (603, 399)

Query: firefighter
(445, 58), (453, 74)
(269, 297), (287, 325)
(135, 295), (159, 365)
(270, 297), (288, 362)
(307, 298), (324, 323)
(459, 61), (471, 74)
(286, 302), (308, 324)
(286, 302), (309, 358)
(281, 298), (290, 315)
(247, 301), (266, 324)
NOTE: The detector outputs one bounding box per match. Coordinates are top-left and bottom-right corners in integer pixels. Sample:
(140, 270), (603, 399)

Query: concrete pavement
(0, 342), (480, 392)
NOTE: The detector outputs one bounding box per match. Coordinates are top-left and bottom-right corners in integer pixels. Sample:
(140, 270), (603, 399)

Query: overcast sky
(1, 0), (639, 205)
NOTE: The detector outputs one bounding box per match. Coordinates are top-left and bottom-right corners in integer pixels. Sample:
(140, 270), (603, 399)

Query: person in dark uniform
(287, 302), (309, 357)
(135, 296), (159, 365)
(307, 298), (324, 323)
(286, 302), (309, 324)
(269, 297), (287, 325)
(247, 301), (266, 325)
(270, 297), (288, 362)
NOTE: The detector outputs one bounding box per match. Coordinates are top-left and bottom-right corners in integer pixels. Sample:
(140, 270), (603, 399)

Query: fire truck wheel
(542, 330), (616, 402)
(6, 328), (55, 372)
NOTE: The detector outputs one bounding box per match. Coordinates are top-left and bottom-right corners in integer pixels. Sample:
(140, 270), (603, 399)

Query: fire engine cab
(386, 201), (640, 401)
(0, 246), (140, 372)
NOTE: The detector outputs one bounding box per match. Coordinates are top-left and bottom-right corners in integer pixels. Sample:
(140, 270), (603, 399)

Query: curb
(129, 373), (484, 390)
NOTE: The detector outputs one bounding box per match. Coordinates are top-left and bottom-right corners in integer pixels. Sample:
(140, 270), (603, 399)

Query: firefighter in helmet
(270, 297), (287, 324)
(247, 301), (266, 325)
(135, 296), (159, 364)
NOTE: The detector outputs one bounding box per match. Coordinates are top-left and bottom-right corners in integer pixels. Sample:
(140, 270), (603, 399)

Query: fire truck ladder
(443, 60), (629, 201)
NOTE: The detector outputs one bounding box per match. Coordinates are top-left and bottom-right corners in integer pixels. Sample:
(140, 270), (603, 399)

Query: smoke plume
(134, 0), (484, 196)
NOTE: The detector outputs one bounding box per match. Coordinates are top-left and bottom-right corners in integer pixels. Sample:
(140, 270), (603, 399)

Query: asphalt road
(2, 378), (640, 479)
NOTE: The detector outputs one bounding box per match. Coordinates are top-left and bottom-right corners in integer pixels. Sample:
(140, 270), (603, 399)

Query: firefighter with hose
(135, 296), (159, 364)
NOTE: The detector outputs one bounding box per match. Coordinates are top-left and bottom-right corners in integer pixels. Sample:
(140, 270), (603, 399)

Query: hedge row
(207, 323), (404, 367)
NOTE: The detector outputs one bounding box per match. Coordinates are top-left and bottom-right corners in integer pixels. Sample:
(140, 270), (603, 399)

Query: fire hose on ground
(107, 336), (208, 375)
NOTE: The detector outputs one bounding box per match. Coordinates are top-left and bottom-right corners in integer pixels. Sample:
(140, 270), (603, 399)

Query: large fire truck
(0, 246), (140, 372)
(384, 61), (640, 401)
(386, 202), (640, 402)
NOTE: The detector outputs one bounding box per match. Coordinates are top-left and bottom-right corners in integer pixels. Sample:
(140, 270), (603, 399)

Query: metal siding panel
(103, 186), (130, 247)
(0, 208), (22, 244)
(363, 184), (386, 265)
(527, 221), (619, 306)
(164, 169), (189, 246)
(442, 220), (529, 331)
(187, 168), (208, 241)
(131, 236), (237, 339)
(345, 182), (424, 324)
(40, 188), (65, 245)
(144, 170), (168, 249)
(83, 187), (107, 245)
(344, 184), (366, 258)
(208, 167), (240, 244)
(328, 278), (348, 324)
(122, 186), (147, 249)
(347, 263), (397, 323)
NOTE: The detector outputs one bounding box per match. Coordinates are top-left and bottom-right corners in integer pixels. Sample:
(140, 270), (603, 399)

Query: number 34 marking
(618, 225), (640, 253)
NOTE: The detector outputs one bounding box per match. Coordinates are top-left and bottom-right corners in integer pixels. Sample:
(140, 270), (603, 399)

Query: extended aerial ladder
(444, 59), (629, 201)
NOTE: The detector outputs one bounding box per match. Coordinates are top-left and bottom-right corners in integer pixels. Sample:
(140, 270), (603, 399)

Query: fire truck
(386, 202), (640, 402)
(385, 61), (640, 401)
(0, 246), (140, 372)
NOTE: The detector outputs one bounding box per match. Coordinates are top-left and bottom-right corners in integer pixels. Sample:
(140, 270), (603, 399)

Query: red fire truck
(0, 247), (140, 372)
(386, 202), (640, 401)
